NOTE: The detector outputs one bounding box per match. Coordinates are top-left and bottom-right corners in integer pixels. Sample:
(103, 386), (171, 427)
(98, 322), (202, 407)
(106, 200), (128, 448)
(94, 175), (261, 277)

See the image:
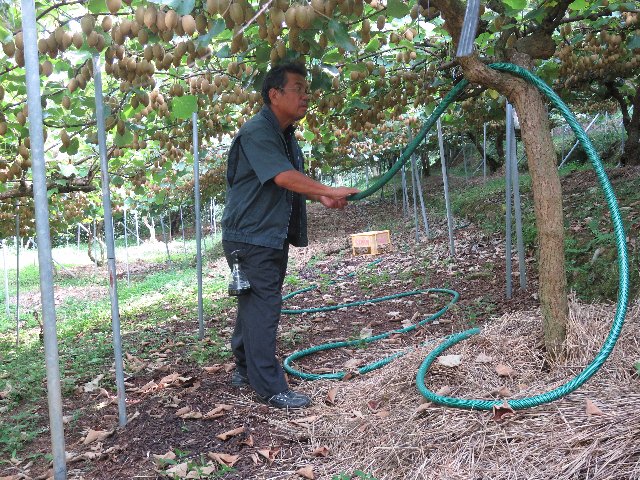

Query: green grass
(0, 250), (231, 460)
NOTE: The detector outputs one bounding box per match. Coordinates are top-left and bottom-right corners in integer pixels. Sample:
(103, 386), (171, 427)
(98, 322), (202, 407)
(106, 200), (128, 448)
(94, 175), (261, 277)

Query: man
(221, 62), (359, 409)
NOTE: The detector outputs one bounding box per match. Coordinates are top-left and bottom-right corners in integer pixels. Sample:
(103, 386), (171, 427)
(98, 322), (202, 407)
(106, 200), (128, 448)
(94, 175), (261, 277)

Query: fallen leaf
(437, 355), (462, 367)
(175, 406), (192, 416)
(203, 365), (224, 373)
(207, 452), (240, 467)
(475, 353), (493, 363)
(203, 404), (233, 419)
(0, 383), (12, 400)
(152, 451), (177, 467)
(490, 386), (512, 398)
(495, 364), (515, 377)
(491, 401), (515, 422)
(343, 358), (363, 369)
(240, 434), (254, 447)
(586, 399), (604, 416)
(436, 385), (452, 396)
(374, 410), (390, 418)
(367, 399), (382, 412)
(415, 402), (430, 414)
(257, 446), (280, 465)
(165, 462), (189, 477)
(180, 410), (203, 419)
(216, 426), (245, 441)
(359, 327), (373, 339)
(249, 453), (260, 465)
(311, 445), (329, 457)
(223, 363), (235, 372)
(290, 415), (319, 427)
(326, 387), (338, 405)
(83, 429), (113, 445)
(159, 372), (180, 385)
(83, 375), (104, 393)
(296, 465), (315, 479)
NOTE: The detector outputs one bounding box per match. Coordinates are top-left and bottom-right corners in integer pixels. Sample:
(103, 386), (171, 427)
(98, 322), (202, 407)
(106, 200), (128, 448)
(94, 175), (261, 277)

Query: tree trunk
(621, 89), (640, 166)
(143, 215), (157, 243)
(420, 149), (431, 177)
(429, 0), (568, 359)
(466, 131), (500, 173)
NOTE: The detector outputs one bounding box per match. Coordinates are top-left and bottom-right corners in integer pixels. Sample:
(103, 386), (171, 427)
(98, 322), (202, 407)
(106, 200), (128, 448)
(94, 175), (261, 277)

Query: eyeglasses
(278, 85), (311, 96)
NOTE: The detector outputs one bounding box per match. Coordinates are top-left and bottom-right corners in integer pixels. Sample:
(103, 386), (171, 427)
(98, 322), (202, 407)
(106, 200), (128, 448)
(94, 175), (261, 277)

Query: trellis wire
(22, 1), (67, 475)
(94, 54), (127, 427)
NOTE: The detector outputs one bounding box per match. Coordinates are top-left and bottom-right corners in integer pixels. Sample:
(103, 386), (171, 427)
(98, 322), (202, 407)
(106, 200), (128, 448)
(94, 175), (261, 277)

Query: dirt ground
(2, 169), (638, 480)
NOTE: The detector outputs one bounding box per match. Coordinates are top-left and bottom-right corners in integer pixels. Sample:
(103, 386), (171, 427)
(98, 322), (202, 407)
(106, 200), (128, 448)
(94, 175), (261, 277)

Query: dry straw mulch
(278, 296), (640, 480)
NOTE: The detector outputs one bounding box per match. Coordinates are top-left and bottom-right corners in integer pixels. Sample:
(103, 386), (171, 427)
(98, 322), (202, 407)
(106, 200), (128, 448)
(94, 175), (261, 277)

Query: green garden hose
(283, 63), (629, 411)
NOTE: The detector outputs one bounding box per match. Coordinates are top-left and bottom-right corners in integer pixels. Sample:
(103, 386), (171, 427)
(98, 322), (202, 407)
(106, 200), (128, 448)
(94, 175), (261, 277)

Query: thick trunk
(429, 0), (568, 359)
(514, 85), (568, 359)
(621, 89), (640, 166)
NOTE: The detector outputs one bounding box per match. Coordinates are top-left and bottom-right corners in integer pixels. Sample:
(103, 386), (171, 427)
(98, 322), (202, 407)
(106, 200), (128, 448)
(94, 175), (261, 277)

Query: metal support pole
(437, 119), (455, 257)
(134, 211), (140, 246)
(505, 104), (514, 299)
(193, 113), (204, 340)
(123, 210), (130, 286)
(510, 109), (526, 290)
(93, 54), (127, 427)
(21, 0), (67, 475)
(2, 240), (9, 318)
(15, 205), (20, 346)
(483, 123), (487, 182)
(456, 0), (480, 57)
(212, 198), (217, 236)
(76, 223), (81, 251)
(408, 127), (430, 239)
(180, 205), (187, 256)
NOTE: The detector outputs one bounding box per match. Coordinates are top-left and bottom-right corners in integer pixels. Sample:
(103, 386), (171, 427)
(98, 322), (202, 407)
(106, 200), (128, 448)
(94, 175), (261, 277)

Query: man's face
(270, 72), (310, 125)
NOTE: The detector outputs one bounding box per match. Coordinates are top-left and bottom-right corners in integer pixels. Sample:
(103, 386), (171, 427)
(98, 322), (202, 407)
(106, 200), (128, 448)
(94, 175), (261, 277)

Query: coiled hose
(283, 63), (629, 410)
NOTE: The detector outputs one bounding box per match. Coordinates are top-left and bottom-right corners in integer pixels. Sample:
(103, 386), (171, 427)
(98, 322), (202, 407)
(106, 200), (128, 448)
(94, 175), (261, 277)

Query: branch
(0, 178), (96, 200)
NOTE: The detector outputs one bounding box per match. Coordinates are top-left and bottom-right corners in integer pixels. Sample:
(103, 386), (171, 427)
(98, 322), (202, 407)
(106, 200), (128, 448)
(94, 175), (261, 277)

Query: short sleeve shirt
(221, 106), (309, 249)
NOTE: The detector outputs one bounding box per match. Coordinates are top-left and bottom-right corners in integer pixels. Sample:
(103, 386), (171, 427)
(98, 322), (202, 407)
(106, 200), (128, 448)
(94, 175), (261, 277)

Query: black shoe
(258, 389), (311, 409)
(231, 371), (250, 387)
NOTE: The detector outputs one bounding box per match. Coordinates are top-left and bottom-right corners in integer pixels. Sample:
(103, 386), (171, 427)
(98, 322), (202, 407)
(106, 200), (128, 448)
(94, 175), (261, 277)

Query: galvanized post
(2, 240), (9, 318)
(21, 0), (67, 475)
(123, 209), (130, 286)
(193, 113), (204, 340)
(505, 103), (514, 299)
(180, 205), (187, 256)
(15, 204), (20, 346)
(160, 215), (172, 267)
(509, 108), (526, 290)
(437, 119), (455, 257)
(483, 123), (487, 182)
(93, 54), (127, 427)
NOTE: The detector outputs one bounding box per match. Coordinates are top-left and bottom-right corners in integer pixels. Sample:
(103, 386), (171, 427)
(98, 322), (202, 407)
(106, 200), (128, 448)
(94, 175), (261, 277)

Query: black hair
(261, 61), (307, 105)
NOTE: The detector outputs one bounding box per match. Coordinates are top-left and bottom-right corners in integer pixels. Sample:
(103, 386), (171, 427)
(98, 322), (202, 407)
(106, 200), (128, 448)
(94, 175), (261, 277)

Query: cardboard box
(350, 230), (391, 256)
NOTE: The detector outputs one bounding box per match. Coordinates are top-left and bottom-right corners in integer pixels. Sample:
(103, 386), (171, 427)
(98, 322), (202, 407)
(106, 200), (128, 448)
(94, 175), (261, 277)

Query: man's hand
(318, 187), (360, 209)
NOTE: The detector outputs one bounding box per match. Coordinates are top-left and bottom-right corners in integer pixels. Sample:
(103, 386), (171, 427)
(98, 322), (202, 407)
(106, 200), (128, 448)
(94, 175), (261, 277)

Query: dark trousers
(223, 240), (289, 398)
